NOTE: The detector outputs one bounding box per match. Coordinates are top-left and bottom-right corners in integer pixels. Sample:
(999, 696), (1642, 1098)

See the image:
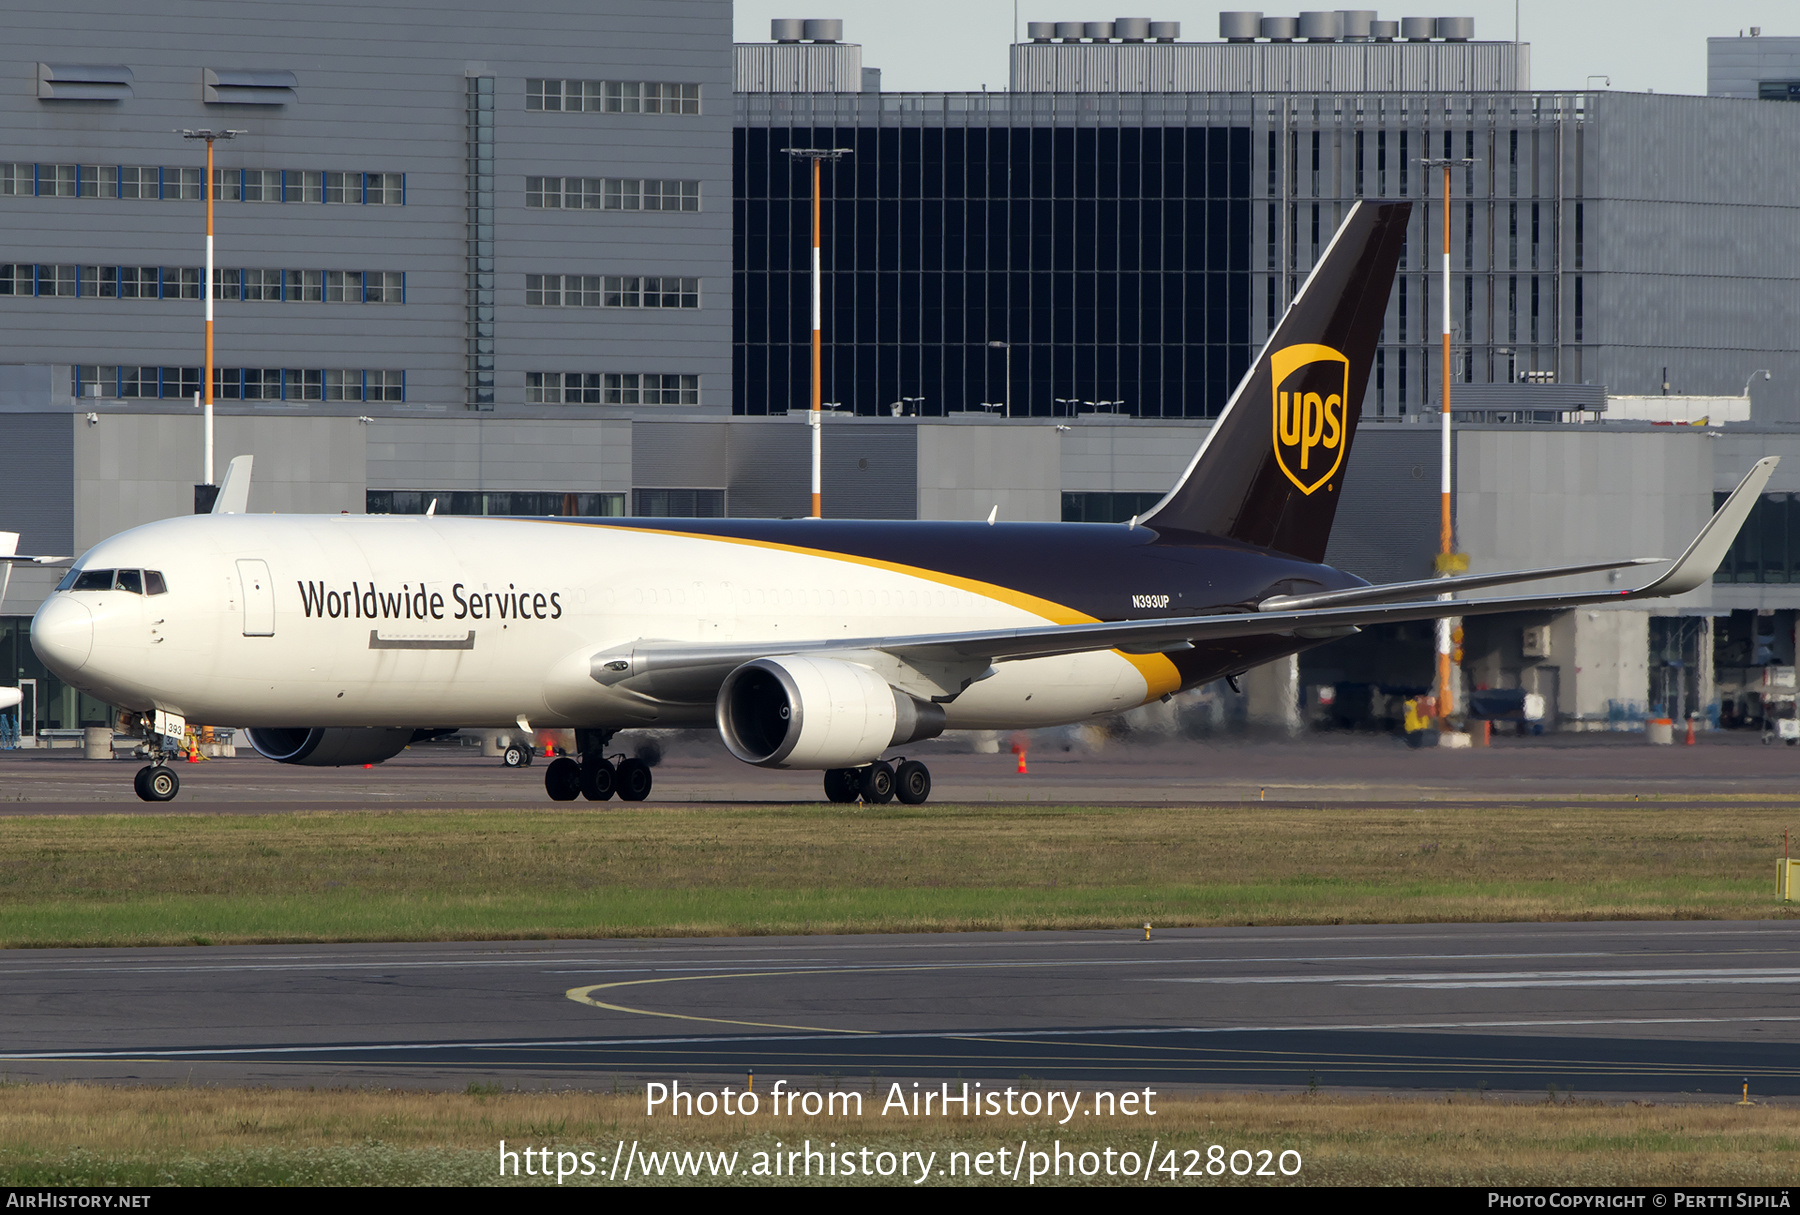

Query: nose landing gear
(133, 763), (179, 802)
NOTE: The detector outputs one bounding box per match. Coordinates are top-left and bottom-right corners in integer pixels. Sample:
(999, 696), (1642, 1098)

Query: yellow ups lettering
(1269, 344), (1351, 496)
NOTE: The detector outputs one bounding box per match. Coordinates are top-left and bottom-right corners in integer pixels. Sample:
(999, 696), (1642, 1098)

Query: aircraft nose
(32, 597), (93, 676)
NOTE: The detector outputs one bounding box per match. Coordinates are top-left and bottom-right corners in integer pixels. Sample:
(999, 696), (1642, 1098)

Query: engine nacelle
(244, 726), (418, 767)
(716, 656), (946, 769)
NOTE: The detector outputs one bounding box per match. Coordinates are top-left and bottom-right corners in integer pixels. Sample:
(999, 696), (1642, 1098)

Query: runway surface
(5, 921), (1800, 1098)
(4, 729), (1800, 812)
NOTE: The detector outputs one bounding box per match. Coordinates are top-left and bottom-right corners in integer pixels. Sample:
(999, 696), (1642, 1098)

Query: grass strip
(1, 801), (1797, 947)
(0, 1084), (1795, 1187)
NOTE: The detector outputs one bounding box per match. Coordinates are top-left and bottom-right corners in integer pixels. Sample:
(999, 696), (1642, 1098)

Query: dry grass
(0, 1083), (1795, 1186)
(1, 799), (1796, 946)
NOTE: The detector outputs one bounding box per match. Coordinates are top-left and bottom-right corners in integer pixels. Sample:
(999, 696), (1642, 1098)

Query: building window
(1716, 492), (1800, 582)
(118, 167), (158, 199)
(528, 78), (701, 115)
(242, 268), (281, 301)
(526, 372), (600, 404)
(525, 274), (698, 309)
(604, 372), (699, 405)
(1060, 492), (1163, 523)
(368, 490), (626, 517)
(526, 176), (700, 211)
(0, 164), (30, 196)
(285, 269), (322, 301)
(365, 172), (404, 205)
(39, 264), (77, 296)
(326, 369), (363, 401)
(633, 488), (724, 517)
(526, 373), (696, 406)
(242, 169), (280, 202)
(168, 168), (202, 200)
(367, 370), (405, 402)
(364, 271), (404, 303)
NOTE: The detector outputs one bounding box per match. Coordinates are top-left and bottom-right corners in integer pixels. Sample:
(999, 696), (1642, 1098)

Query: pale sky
(733, 1), (1793, 96)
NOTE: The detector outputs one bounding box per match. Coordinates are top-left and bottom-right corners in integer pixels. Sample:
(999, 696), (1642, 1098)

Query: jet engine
(244, 726), (419, 767)
(716, 656), (945, 769)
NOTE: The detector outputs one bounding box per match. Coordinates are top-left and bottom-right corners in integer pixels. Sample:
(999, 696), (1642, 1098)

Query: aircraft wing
(592, 457), (1775, 700)
(0, 530), (69, 564)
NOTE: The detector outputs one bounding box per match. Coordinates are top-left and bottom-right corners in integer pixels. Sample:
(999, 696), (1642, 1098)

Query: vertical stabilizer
(1139, 200), (1411, 561)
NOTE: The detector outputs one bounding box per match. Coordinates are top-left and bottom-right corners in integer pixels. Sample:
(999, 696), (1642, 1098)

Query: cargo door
(237, 558), (275, 636)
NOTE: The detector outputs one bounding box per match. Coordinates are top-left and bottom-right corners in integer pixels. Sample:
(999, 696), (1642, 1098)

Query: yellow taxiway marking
(567, 970), (886, 1035)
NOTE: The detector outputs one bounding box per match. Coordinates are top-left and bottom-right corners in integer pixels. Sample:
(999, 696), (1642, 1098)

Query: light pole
(179, 128), (243, 510)
(782, 146), (852, 518)
(987, 340), (1011, 417)
(1422, 155), (1476, 724)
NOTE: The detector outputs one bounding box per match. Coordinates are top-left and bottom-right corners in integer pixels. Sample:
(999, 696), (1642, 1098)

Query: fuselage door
(237, 558), (275, 636)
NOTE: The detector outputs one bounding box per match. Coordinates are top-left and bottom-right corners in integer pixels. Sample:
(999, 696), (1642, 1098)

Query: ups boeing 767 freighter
(21, 201), (1777, 803)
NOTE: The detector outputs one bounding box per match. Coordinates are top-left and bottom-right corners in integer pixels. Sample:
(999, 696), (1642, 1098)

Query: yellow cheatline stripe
(550, 519), (1184, 704)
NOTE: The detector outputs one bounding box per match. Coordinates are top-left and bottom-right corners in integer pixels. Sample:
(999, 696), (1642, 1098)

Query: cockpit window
(62, 567), (165, 593)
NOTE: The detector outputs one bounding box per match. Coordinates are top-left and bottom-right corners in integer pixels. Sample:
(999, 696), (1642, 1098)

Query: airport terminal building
(3, 3), (1800, 738)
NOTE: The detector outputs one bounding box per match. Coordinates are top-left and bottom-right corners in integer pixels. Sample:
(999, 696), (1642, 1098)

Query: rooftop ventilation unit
(37, 63), (132, 101)
(1219, 11), (1262, 41)
(1115, 17), (1151, 41)
(1027, 20), (1056, 41)
(1148, 20), (1180, 39)
(1370, 18), (1399, 39)
(1399, 16), (1435, 39)
(204, 69), (297, 105)
(1084, 21), (1116, 40)
(1297, 11), (1343, 40)
(1338, 9), (1376, 39)
(1435, 16), (1473, 40)
(1055, 20), (1085, 40)
(771, 18), (805, 41)
(802, 19), (843, 42)
(1260, 15), (1298, 40)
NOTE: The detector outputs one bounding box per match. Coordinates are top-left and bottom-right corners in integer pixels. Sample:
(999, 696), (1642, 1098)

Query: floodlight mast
(178, 128), (244, 497)
(1421, 156), (1477, 722)
(782, 147), (852, 518)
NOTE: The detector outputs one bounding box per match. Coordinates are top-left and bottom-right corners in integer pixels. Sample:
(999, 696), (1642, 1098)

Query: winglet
(1630, 456), (1779, 599)
(213, 454), (254, 514)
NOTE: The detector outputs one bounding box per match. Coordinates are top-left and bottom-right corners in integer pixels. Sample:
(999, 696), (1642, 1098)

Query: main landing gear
(545, 729), (652, 803)
(133, 762), (179, 802)
(823, 759), (931, 805)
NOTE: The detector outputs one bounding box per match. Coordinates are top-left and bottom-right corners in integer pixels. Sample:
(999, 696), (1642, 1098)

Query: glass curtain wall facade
(735, 93), (1253, 418)
(736, 91), (1590, 420)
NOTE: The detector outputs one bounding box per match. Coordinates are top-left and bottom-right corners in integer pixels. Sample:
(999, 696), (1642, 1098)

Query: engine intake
(716, 656), (945, 769)
(244, 726), (419, 767)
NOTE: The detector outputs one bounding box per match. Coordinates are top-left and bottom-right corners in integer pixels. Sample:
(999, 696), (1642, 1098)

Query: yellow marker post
(1143, 922), (1152, 942)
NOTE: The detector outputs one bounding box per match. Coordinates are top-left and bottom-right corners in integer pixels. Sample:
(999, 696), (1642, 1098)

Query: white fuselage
(31, 514), (1168, 733)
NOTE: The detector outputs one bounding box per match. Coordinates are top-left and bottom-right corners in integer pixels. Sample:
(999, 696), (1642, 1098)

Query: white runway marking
(1155, 967), (1800, 989)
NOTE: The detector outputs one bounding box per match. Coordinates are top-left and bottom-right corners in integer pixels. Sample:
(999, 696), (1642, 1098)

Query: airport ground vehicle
(25, 202), (1778, 802)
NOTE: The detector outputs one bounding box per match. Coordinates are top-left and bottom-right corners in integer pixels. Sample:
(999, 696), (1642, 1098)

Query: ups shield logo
(1270, 343), (1350, 496)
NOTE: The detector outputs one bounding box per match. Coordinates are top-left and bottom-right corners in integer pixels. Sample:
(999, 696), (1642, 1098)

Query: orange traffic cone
(1685, 716), (1696, 745)
(186, 745), (199, 763)
(1017, 750), (1028, 774)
